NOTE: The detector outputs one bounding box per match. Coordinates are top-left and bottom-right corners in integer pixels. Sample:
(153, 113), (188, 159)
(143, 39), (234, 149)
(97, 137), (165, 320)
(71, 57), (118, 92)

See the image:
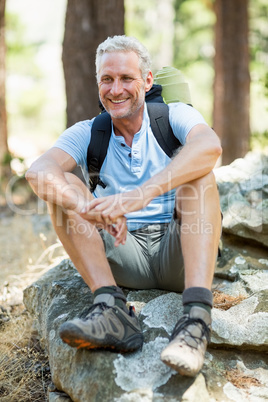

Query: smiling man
(98, 51), (151, 122)
(26, 35), (222, 377)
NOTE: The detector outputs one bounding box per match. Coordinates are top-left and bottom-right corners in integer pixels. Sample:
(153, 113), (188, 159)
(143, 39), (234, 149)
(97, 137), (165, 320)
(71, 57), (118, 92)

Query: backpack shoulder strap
(87, 111), (112, 192)
(147, 102), (181, 158)
(87, 99), (182, 192)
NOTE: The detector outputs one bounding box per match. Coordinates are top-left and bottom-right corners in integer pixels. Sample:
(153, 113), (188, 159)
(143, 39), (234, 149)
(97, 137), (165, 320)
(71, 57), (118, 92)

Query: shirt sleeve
(168, 102), (208, 145)
(52, 119), (95, 170)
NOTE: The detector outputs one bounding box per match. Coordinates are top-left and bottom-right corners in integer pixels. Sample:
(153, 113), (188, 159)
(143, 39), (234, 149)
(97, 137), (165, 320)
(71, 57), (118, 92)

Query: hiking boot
(59, 293), (143, 353)
(161, 306), (211, 377)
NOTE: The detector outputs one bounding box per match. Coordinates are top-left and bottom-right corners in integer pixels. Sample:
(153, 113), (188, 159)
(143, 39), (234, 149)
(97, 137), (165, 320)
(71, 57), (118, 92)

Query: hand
(104, 216), (127, 247)
(83, 188), (148, 222)
(79, 209), (127, 247)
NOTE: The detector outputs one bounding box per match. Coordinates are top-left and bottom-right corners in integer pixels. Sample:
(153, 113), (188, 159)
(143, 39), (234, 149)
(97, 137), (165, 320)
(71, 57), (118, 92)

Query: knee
(175, 172), (219, 218)
(176, 172), (217, 199)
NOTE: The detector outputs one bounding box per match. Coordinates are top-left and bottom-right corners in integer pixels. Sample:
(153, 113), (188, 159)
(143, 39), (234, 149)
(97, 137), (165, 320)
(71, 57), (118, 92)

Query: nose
(110, 78), (123, 97)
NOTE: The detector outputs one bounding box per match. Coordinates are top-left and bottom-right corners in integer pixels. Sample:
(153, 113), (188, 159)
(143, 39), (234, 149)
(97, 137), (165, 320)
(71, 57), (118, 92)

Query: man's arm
(25, 148), (86, 212)
(84, 124), (222, 220)
(26, 148), (127, 245)
(140, 124), (222, 201)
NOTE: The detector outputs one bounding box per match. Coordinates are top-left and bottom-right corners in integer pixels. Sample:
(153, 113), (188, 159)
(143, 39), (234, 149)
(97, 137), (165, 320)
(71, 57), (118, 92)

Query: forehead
(98, 51), (142, 77)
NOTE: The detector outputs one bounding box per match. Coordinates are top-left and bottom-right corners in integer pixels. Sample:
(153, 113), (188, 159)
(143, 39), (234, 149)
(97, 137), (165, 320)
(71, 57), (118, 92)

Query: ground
(0, 190), (67, 402)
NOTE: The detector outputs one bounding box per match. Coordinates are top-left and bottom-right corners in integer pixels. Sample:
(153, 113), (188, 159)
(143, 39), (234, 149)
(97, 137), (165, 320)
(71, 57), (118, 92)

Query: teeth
(111, 99), (126, 104)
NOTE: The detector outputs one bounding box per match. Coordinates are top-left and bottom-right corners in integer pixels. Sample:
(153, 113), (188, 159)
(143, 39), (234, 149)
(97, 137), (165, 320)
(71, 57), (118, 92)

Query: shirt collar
(111, 102), (149, 144)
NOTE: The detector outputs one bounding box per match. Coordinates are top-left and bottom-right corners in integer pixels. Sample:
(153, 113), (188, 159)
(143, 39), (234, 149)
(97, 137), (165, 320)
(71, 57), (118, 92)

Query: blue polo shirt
(53, 102), (207, 231)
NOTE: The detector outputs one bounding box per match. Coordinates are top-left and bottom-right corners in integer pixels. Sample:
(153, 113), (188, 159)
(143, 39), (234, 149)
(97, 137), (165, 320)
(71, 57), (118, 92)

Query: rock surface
(23, 153), (268, 401)
(24, 252), (268, 401)
(215, 152), (268, 247)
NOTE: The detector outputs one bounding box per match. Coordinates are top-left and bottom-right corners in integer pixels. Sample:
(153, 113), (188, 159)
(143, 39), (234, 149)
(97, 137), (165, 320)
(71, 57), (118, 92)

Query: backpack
(87, 84), (182, 192)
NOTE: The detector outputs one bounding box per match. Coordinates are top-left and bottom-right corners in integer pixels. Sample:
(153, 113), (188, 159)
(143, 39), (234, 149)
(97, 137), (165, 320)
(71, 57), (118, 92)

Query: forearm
(26, 157), (86, 213)
(140, 127), (222, 203)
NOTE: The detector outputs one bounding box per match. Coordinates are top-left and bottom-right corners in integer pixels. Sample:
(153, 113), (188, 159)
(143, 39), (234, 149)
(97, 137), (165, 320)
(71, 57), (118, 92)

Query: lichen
(114, 337), (176, 392)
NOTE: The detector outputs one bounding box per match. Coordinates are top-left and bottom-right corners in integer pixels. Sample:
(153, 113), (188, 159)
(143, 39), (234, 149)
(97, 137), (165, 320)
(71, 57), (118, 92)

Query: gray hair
(95, 35), (152, 82)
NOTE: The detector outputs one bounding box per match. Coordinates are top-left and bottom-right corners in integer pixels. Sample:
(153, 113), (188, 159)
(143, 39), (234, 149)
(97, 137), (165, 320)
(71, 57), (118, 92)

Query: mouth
(110, 98), (129, 104)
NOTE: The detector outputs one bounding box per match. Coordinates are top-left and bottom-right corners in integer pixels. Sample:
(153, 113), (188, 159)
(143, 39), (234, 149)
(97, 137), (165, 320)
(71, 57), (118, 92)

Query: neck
(112, 106), (144, 147)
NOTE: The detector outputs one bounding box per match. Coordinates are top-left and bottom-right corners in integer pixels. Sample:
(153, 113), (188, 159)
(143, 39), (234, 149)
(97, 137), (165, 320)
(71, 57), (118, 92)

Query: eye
(122, 76), (134, 82)
(102, 77), (112, 83)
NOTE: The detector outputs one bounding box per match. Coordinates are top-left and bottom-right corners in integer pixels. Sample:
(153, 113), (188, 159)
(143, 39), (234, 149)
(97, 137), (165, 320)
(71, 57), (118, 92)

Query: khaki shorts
(99, 216), (184, 292)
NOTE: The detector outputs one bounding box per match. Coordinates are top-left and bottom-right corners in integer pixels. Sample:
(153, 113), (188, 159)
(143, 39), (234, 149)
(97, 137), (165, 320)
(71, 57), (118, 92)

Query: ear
(145, 71), (154, 93)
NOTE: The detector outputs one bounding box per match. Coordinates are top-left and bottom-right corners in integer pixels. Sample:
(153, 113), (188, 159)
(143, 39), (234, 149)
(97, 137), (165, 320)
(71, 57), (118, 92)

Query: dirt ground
(0, 191), (67, 401)
(0, 197), (66, 306)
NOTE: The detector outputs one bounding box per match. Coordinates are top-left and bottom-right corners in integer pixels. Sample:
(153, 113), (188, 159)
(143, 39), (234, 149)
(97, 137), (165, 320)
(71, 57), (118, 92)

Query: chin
(109, 109), (132, 119)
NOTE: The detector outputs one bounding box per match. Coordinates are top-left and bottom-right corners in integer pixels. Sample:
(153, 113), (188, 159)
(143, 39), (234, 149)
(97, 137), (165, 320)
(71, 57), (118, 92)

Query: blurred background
(0, 0), (267, 187)
(0, 3), (267, 398)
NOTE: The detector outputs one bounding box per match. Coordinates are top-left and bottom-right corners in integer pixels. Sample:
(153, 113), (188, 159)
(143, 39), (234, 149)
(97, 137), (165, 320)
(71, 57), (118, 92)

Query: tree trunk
(213, 0), (250, 165)
(0, 0), (10, 182)
(62, 0), (124, 128)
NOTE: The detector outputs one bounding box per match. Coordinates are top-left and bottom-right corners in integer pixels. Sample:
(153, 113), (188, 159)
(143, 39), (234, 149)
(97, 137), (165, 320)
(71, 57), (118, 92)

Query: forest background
(2, 0), (268, 188)
(0, 1), (267, 399)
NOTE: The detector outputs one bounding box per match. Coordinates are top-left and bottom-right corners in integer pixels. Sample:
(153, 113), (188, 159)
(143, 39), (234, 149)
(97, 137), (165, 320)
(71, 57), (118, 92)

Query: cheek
(134, 84), (145, 99)
(98, 86), (108, 100)
(98, 82), (108, 90)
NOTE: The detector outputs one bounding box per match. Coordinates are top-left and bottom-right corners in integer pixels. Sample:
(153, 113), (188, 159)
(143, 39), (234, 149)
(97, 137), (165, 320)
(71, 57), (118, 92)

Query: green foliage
(265, 73), (268, 98)
(250, 130), (268, 152)
(248, 0), (268, 135)
(126, 0), (267, 134)
(6, 11), (46, 121)
(249, 0), (268, 101)
(125, 0), (215, 122)
(6, 12), (43, 78)
(173, 0), (215, 69)
(5, 0), (268, 156)
(2, 152), (13, 166)
(125, 0), (155, 42)
(5, 9), (62, 154)
(172, 0), (215, 122)
(17, 87), (46, 118)
(125, 0), (175, 71)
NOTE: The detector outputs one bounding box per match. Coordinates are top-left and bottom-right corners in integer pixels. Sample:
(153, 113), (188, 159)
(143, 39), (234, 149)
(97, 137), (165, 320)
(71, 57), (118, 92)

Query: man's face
(98, 51), (153, 120)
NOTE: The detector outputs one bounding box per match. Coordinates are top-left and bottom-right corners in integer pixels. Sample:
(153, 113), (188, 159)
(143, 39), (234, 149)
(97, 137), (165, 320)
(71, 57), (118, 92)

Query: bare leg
(176, 171), (221, 290)
(161, 172), (221, 376)
(47, 173), (116, 292)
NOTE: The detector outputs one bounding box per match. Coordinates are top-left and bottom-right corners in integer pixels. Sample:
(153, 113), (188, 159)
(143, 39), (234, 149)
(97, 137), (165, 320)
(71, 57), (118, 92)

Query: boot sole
(161, 355), (199, 377)
(59, 323), (143, 353)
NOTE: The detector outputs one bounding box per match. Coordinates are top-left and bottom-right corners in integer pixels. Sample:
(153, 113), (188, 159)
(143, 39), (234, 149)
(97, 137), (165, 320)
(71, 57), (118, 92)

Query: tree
(213, 0), (250, 165)
(0, 0), (10, 182)
(125, 0), (174, 71)
(62, 0), (124, 128)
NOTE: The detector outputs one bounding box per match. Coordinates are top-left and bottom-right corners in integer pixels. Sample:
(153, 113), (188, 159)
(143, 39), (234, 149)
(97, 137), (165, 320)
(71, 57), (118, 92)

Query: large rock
(23, 152), (268, 401)
(24, 256), (268, 402)
(215, 152), (268, 247)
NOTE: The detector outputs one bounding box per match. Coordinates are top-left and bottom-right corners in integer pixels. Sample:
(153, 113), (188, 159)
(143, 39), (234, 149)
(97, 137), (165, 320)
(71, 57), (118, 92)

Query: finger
(106, 225), (117, 237)
(101, 208), (115, 220)
(81, 210), (105, 224)
(95, 201), (112, 211)
(81, 197), (103, 212)
(116, 219), (127, 239)
(114, 233), (126, 247)
(114, 219), (127, 246)
(95, 195), (120, 212)
(109, 204), (130, 220)
(100, 213), (114, 225)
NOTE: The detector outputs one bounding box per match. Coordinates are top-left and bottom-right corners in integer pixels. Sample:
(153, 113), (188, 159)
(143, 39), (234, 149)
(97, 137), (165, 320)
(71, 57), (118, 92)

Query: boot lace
(170, 315), (211, 349)
(82, 302), (110, 320)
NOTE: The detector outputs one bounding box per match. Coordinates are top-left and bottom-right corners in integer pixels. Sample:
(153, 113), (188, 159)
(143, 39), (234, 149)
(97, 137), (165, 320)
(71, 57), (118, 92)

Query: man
(26, 35), (222, 377)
